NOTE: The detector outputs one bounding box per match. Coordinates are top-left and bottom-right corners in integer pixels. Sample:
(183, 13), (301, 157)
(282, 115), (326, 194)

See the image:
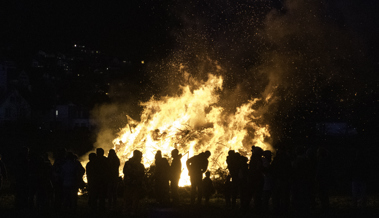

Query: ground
(1, 192), (379, 218)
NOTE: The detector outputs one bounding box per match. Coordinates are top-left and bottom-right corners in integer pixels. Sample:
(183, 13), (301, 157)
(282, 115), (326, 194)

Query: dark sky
(0, 1), (286, 58)
(1, 0), (378, 58)
(1, 0), (182, 58)
(0, 0), (378, 141)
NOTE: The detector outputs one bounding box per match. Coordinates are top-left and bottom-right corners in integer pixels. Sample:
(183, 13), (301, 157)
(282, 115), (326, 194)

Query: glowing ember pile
(111, 73), (271, 186)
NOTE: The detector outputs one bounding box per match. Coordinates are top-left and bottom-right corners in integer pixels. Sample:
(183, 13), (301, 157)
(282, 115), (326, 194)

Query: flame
(109, 73), (271, 186)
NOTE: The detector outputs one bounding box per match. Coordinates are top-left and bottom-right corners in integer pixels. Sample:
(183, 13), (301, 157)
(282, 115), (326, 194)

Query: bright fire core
(112, 73), (271, 186)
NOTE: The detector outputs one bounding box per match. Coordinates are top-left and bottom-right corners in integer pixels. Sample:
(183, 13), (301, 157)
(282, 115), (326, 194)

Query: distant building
(49, 103), (95, 130)
(0, 89), (31, 124)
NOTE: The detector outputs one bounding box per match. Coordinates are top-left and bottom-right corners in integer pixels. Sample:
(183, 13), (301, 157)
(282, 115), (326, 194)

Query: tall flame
(111, 73), (270, 186)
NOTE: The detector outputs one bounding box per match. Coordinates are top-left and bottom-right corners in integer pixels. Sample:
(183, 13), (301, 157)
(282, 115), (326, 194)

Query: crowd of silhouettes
(2, 142), (372, 216)
(223, 144), (343, 216)
(11, 147), (85, 213)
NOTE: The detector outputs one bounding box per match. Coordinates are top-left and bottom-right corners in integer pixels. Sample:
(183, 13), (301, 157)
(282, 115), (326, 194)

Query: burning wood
(110, 74), (271, 186)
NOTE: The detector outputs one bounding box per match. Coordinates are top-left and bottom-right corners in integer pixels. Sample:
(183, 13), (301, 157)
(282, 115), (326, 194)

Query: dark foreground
(1, 194), (379, 218)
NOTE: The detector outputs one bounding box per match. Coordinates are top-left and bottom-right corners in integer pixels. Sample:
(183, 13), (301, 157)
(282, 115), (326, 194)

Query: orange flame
(110, 73), (271, 186)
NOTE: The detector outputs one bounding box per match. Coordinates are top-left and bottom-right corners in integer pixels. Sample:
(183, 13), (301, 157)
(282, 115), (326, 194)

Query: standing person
(170, 149), (182, 205)
(52, 147), (67, 211)
(226, 150), (239, 208)
(28, 152), (42, 209)
(238, 153), (250, 211)
(292, 146), (312, 216)
(0, 154), (8, 196)
(74, 154), (85, 209)
(351, 150), (371, 209)
(224, 175), (232, 207)
(123, 150), (145, 215)
(154, 150), (170, 205)
(107, 149), (120, 209)
(14, 146), (30, 210)
(202, 171), (215, 204)
(262, 150), (273, 213)
(29, 153), (53, 211)
(93, 148), (110, 211)
(271, 147), (292, 216)
(246, 146), (264, 213)
(315, 147), (332, 214)
(86, 153), (97, 211)
(186, 150), (211, 205)
(60, 152), (85, 212)
(40, 153), (54, 210)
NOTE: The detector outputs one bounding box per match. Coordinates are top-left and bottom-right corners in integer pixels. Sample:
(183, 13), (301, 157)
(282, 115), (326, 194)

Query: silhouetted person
(154, 150), (170, 205)
(351, 150), (371, 209)
(40, 153), (53, 210)
(74, 154), (86, 208)
(0, 154), (8, 196)
(186, 150), (211, 205)
(170, 149), (182, 204)
(93, 148), (110, 210)
(86, 153), (97, 211)
(306, 145), (318, 207)
(271, 147), (292, 216)
(28, 153), (53, 211)
(238, 154), (249, 210)
(61, 152), (85, 211)
(224, 175), (232, 207)
(107, 149), (120, 209)
(202, 171), (214, 204)
(123, 150), (145, 215)
(226, 150), (240, 208)
(315, 147), (332, 214)
(52, 147), (67, 211)
(262, 150), (273, 213)
(292, 146), (312, 216)
(246, 146), (264, 213)
(28, 152), (43, 209)
(14, 146), (30, 210)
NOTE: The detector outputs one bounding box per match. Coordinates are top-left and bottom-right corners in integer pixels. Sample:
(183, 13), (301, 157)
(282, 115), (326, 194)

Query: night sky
(1, 0), (378, 142)
(1, 1), (378, 62)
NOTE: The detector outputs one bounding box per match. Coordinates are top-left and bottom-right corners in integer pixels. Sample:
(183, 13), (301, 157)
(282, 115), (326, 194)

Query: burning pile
(111, 73), (271, 186)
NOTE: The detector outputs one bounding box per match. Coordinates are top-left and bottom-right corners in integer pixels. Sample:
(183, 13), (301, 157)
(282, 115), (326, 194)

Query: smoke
(148, 0), (368, 143)
(254, 0), (368, 141)
(86, 0), (370, 159)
